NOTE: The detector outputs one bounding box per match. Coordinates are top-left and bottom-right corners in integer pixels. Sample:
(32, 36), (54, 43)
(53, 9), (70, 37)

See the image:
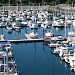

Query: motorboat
(44, 31), (53, 39)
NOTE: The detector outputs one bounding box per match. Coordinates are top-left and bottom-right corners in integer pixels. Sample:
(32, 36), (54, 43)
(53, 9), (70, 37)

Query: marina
(0, 42), (18, 75)
(0, 4), (75, 75)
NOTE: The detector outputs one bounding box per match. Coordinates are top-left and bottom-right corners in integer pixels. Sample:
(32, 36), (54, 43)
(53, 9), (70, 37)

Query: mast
(8, 0), (10, 24)
(4, 57), (5, 75)
(39, 3), (40, 11)
(9, 0), (10, 13)
(6, 50), (9, 75)
(3, 6), (5, 21)
(65, 5), (66, 38)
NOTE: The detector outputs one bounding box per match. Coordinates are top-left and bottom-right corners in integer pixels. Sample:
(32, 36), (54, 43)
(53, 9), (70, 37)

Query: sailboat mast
(9, 0), (10, 13)
(6, 51), (9, 75)
(65, 6), (66, 38)
(4, 57), (5, 75)
(8, 0), (10, 24)
(71, 3), (73, 31)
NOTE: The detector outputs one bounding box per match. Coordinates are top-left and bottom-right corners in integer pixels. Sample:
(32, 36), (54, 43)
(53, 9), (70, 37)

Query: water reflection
(11, 42), (75, 75)
(0, 24), (75, 75)
(45, 43), (74, 75)
(33, 43), (36, 73)
(43, 42), (51, 64)
(56, 27), (64, 32)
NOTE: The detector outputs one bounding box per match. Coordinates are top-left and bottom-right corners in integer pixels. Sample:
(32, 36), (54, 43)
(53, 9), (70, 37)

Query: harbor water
(0, 26), (75, 75)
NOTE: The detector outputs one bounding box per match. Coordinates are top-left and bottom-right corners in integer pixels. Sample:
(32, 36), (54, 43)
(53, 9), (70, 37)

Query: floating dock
(7, 38), (44, 43)
(0, 34), (66, 43)
(0, 33), (44, 43)
(0, 39), (44, 43)
(0, 38), (44, 43)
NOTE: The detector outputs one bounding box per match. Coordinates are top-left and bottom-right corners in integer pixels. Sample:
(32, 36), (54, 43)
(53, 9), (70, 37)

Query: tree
(0, 0), (9, 3)
(21, 0), (29, 5)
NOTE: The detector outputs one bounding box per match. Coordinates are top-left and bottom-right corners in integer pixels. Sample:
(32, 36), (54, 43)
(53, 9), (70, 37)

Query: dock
(0, 33), (44, 43)
(0, 38), (44, 43)
(0, 39), (44, 43)
(0, 34), (66, 43)
(9, 38), (44, 43)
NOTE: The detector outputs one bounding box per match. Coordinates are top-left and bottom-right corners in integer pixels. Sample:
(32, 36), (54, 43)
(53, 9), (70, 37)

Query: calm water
(1, 26), (75, 75)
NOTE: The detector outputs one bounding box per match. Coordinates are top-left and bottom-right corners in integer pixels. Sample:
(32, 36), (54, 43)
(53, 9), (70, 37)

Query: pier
(0, 38), (44, 43)
(0, 39), (44, 43)
(7, 38), (44, 43)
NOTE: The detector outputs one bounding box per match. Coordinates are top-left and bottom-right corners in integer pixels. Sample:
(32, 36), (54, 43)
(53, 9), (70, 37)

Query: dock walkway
(0, 34), (44, 43)
(8, 38), (44, 43)
(0, 39), (44, 43)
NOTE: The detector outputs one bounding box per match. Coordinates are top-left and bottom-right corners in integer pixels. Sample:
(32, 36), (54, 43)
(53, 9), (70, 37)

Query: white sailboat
(29, 31), (38, 39)
(0, 34), (5, 40)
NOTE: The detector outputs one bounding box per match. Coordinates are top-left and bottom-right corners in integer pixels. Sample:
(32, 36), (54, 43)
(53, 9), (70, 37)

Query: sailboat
(29, 30), (38, 39)
(28, 20), (38, 29)
(0, 34), (5, 40)
(6, 22), (13, 33)
(0, 42), (18, 75)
